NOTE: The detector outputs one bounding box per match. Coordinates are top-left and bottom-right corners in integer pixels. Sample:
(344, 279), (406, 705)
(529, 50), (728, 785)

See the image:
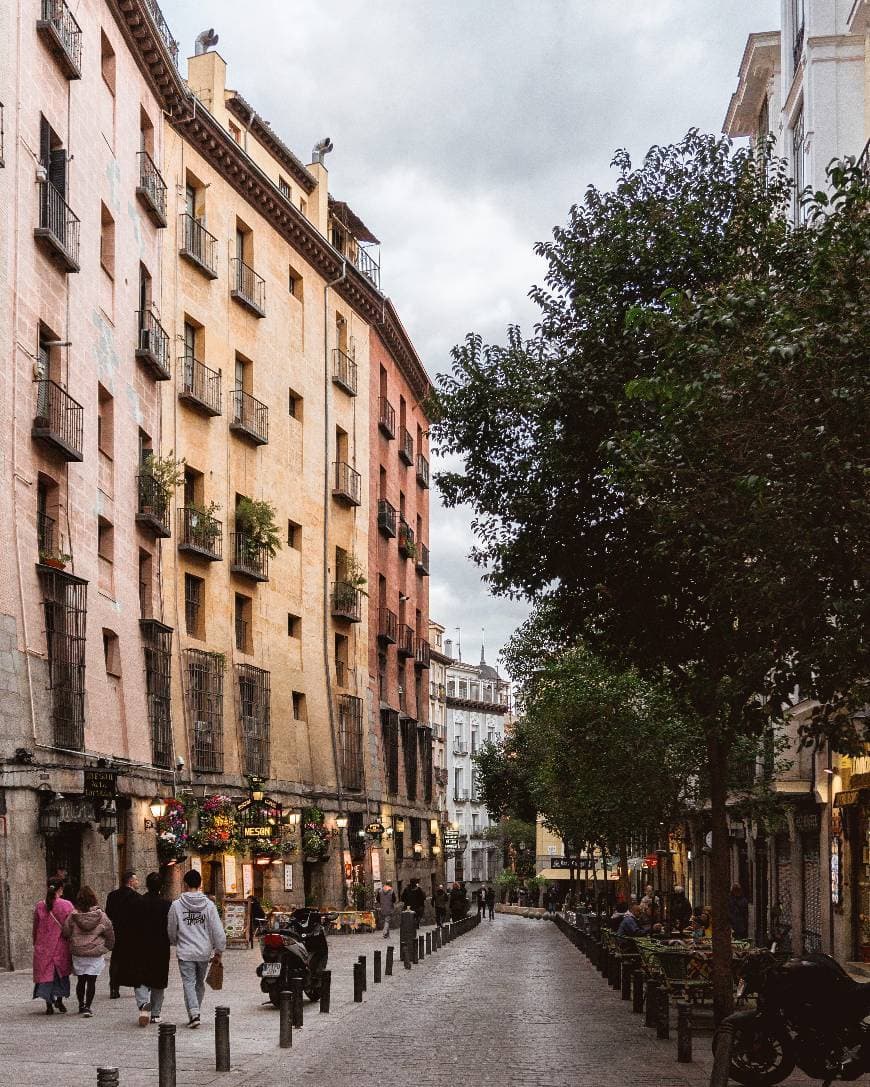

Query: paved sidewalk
(0, 915), (815, 1086)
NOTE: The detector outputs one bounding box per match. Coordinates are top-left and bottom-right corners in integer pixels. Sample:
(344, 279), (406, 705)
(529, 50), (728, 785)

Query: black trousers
(76, 975), (96, 1008)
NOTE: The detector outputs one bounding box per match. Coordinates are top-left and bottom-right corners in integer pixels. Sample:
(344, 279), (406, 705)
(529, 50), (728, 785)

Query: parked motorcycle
(723, 949), (870, 1085)
(255, 907), (334, 1006)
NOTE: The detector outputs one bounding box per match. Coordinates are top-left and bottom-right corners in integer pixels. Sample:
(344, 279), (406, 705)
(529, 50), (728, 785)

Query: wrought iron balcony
(333, 461), (361, 506)
(454, 789), (469, 803)
(416, 543), (430, 576)
(179, 213), (218, 278)
(136, 305), (171, 380)
(35, 181), (80, 271)
(179, 355), (222, 417)
(378, 608), (398, 644)
(177, 507), (222, 561)
(398, 520), (416, 560)
(230, 257), (266, 317)
(352, 245), (380, 290)
(37, 0), (82, 79)
(332, 348), (358, 395)
(32, 379), (83, 462)
(415, 639), (431, 670)
(231, 532), (270, 582)
(399, 427), (414, 465)
(378, 397), (396, 438)
(143, 0), (179, 66)
(398, 625), (415, 659)
(331, 582), (363, 623)
(377, 498), (397, 538)
(136, 473), (171, 538)
(136, 151), (167, 227)
(416, 453), (430, 489)
(230, 389), (269, 446)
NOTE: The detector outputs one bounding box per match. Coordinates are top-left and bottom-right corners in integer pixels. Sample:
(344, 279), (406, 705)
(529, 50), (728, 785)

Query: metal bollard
(621, 962), (632, 1000)
(353, 961), (364, 1002)
(215, 1005), (231, 1071)
(291, 978), (304, 1028)
(609, 954), (620, 989)
(279, 991), (293, 1049)
(710, 1019), (736, 1087)
(656, 985), (670, 1040)
(399, 909), (417, 966)
(403, 947), (411, 970)
(676, 1001), (692, 1062)
(385, 945), (394, 976)
(158, 1023), (176, 1087)
(425, 931), (432, 955)
(97, 1071), (119, 1087)
(373, 949), (382, 983)
(319, 970), (331, 1014)
(644, 979), (660, 1029)
(411, 934), (419, 964)
(632, 969), (645, 1014)
(418, 934), (425, 961)
(358, 955), (367, 992)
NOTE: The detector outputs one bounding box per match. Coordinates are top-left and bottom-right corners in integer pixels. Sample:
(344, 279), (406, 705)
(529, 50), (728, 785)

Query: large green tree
(434, 133), (870, 1020)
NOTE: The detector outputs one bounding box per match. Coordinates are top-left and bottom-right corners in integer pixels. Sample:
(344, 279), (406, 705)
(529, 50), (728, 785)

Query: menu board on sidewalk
(223, 898), (249, 947)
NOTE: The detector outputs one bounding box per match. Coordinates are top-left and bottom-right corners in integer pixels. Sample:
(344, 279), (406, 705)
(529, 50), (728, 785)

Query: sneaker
(138, 1004), (151, 1027)
(78, 1005), (86, 1015)
(188, 1014), (200, 1029)
(150, 1015), (161, 1025)
(82, 1008), (93, 1018)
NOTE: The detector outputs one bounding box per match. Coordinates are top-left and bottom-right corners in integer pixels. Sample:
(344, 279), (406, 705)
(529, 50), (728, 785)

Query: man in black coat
(134, 872), (171, 1025)
(106, 869), (141, 998)
(448, 881), (467, 921)
(400, 878), (426, 927)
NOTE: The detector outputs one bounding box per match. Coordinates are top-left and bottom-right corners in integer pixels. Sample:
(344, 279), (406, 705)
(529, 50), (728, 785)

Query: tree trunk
(707, 729), (734, 1025)
(619, 839), (630, 901)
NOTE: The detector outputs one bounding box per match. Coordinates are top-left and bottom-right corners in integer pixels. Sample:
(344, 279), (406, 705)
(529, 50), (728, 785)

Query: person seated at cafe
(690, 905), (709, 941)
(669, 885), (692, 932)
(617, 903), (650, 938)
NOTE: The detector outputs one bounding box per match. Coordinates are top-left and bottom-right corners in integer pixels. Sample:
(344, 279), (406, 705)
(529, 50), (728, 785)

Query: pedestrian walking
(32, 877), (74, 1015)
(476, 886), (486, 917)
(448, 881), (466, 922)
(63, 886), (115, 1017)
(400, 878), (426, 926)
(377, 882), (397, 938)
(247, 894), (266, 947)
(485, 884), (495, 920)
(728, 883), (750, 940)
(167, 869), (226, 1028)
(105, 869), (141, 998)
(134, 872), (171, 1026)
(433, 884), (448, 927)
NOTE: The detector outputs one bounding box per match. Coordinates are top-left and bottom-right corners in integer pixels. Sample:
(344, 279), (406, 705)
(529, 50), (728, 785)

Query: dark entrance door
(45, 826), (82, 901)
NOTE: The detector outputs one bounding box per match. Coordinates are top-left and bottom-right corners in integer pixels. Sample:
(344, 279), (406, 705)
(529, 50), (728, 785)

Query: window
(286, 520), (301, 549)
(138, 549), (152, 618)
(288, 388), (302, 420)
(97, 385), (114, 458)
(184, 573), (204, 638)
(229, 121), (242, 144)
(292, 691), (307, 721)
(98, 517), (114, 593)
(140, 107), (154, 156)
(287, 613), (300, 638)
(102, 629), (120, 676)
(458, 680), (467, 698)
(100, 203), (115, 278)
(278, 176), (291, 199)
(299, 198), (307, 218)
(235, 593), (252, 653)
(792, 108), (805, 224)
(288, 264), (303, 300)
(447, 680), (455, 696)
(39, 115), (67, 201)
(791, 0), (805, 72)
(470, 682), (479, 701)
(100, 30), (116, 93)
(335, 633), (348, 686)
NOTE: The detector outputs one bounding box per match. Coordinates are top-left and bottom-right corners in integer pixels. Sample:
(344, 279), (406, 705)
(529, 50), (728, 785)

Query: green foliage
(235, 497), (282, 558)
(473, 735), (537, 823)
(142, 451), (185, 499)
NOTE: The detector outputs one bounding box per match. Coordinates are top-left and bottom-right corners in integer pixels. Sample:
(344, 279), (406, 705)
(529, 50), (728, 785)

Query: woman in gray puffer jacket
(62, 886), (115, 1016)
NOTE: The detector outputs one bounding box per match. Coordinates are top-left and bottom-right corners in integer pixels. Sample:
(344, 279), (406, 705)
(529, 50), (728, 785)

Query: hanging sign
(644, 854), (659, 869)
(366, 821), (385, 836)
(83, 768), (118, 800)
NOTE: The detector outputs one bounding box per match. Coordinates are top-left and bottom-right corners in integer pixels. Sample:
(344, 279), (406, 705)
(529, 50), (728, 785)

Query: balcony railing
(230, 389), (269, 446)
(398, 625), (415, 659)
(398, 520), (416, 560)
(416, 543), (430, 576)
(399, 427), (414, 465)
(37, 511), (57, 561)
(416, 453), (430, 489)
(230, 257), (266, 317)
(454, 789), (469, 803)
(377, 498), (397, 538)
(177, 507), (222, 561)
(136, 305), (171, 380)
(35, 181), (80, 272)
(32, 379), (83, 462)
(415, 639), (431, 670)
(333, 461), (361, 506)
(331, 582), (363, 623)
(179, 355), (222, 417)
(136, 151), (167, 227)
(179, 213), (218, 278)
(143, 0), (179, 67)
(136, 473), (171, 538)
(332, 348), (358, 395)
(37, 0), (82, 79)
(378, 397), (396, 438)
(378, 608), (398, 644)
(230, 532), (270, 582)
(351, 244), (380, 289)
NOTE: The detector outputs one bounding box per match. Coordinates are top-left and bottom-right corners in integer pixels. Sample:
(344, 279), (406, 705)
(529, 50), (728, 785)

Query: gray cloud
(162, 0), (779, 668)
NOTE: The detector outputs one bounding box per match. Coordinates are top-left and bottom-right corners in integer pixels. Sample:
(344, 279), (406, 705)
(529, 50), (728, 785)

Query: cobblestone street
(0, 914), (818, 1086)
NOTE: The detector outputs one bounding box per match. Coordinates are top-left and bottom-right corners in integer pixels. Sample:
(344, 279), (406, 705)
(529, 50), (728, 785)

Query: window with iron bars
(142, 619), (172, 768)
(184, 573), (203, 637)
(418, 724), (433, 805)
(40, 567), (87, 750)
(401, 717), (418, 801)
(382, 708), (399, 794)
(237, 663), (270, 779)
(339, 694), (364, 791)
(186, 648), (224, 771)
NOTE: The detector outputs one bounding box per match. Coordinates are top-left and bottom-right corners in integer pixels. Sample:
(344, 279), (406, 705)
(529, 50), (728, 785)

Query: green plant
(142, 451), (185, 501)
(235, 497), (282, 558)
(301, 806), (333, 860)
(39, 547), (72, 567)
(339, 552), (368, 592)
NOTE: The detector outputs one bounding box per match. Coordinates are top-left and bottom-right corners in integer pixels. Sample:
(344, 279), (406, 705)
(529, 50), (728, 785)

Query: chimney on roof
(444, 639), (453, 659)
(194, 28), (219, 55)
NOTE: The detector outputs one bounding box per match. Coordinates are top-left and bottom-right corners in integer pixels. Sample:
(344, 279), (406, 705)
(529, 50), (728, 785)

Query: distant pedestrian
(400, 878), (426, 926)
(63, 886), (115, 1017)
(640, 883), (660, 925)
(669, 886), (692, 932)
(167, 869), (226, 1028)
(377, 883), (397, 938)
(105, 869), (141, 998)
(134, 872), (171, 1026)
(728, 884), (750, 940)
(476, 886), (486, 917)
(433, 884), (448, 927)
(546, 885), (558, 913)
(32, 877), (74, 1015)
(448, 881), (465, 921)
(485, 884), (495, 920)
(247, 894), (266, 947)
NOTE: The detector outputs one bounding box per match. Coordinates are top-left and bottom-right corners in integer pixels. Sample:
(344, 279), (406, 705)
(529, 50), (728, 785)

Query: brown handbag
(205, 956), (224, 991)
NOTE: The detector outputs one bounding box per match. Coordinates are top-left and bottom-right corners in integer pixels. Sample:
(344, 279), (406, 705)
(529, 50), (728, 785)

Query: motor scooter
(255, 907), (335, 1006)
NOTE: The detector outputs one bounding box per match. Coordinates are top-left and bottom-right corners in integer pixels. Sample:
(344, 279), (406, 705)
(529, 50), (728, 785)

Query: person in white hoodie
(167, 869), (226, 1027)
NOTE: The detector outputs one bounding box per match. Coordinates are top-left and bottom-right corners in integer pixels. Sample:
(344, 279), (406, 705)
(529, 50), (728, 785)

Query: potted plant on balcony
(140, 451), (184, 518)
(39, 547), (72, 570)
(188, 794), (239, 856)
(235, 497), (281, 565)
(187, 500), (221, 545)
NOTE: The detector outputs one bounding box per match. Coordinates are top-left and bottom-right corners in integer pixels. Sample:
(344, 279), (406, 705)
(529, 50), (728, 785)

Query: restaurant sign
(242, 825), (273, 839)
(443, 831), (460, 850)
(83, 768), (118, 800)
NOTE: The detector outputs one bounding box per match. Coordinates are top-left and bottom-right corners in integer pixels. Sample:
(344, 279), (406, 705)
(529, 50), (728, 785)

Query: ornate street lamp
(149, 796), (168, 819)
(38, 796), (62, 835)
(98, 801), (118, 840)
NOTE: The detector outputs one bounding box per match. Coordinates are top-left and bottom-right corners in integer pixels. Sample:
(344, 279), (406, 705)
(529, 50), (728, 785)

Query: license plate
(262, 963), (281, 978)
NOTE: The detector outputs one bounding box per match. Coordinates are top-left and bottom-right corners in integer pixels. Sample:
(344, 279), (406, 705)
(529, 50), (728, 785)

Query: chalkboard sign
(223, 899), (249, 947)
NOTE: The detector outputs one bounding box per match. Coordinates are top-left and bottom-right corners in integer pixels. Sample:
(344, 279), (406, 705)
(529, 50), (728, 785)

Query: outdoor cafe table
(634, 937), (754, 999)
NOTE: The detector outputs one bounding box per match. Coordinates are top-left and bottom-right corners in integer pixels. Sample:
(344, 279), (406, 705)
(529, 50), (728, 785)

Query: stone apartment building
(0, 0), (434, 967)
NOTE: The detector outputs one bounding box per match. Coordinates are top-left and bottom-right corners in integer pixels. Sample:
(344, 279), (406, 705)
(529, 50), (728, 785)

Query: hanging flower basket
(301, 805), (333, 862)
(154, 798), (189, 864)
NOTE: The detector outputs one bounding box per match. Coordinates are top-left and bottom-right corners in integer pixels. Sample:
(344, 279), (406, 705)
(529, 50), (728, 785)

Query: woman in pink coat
(32, 877), (74, 1014)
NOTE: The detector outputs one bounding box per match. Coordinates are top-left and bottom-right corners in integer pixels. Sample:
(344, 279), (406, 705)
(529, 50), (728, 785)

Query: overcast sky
(163, 0), (779, 672)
